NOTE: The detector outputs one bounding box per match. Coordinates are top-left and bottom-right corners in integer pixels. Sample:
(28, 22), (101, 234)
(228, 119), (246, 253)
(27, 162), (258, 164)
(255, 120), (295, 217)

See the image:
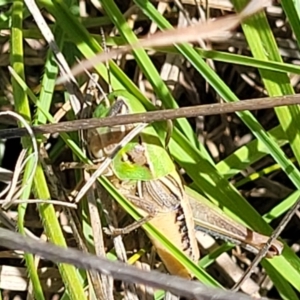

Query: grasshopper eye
(125, 144), (148, 167)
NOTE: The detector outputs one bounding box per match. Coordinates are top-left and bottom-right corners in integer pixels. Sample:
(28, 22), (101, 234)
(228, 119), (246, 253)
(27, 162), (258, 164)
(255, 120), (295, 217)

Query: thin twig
(232, 197), (300, 291)
(0, 227), (261, 300)
(1, 94), (300, 139)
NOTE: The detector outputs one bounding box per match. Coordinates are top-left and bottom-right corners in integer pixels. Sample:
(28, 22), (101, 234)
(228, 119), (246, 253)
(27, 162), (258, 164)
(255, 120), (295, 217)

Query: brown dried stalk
(57, 0), (270, 83)
(0, 94), (299, 139)
(0, 227), (259, 300)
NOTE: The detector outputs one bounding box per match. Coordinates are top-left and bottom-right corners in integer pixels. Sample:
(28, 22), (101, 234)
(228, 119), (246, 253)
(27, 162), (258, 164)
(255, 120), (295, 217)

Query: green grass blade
(10, 0), (29, 119)
(10, 1), (44, 298)
(216, 126), (287, 178)
(261, 260), (299, 300)
(35, 25), (64, 125)
(263, 191), (300, 223)
(18, 159), (45, 300)
(34, 165), (87, 300)
(281, 0), (300, 50)
(232, 0), (300, 167)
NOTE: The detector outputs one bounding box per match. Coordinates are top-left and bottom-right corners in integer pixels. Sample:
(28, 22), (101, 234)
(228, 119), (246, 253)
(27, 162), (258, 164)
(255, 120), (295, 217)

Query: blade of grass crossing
(40, 0), (154, 99)
(231, 0), (300, 169)
(10, 1), (45, 299)
(33, 165), (86, 299)
(18, 159), (45, 300)
(216, 126), (287, 179)
(35, 25), (64, 125)
(263, 190), (300, 223)
(261, 259), (299, 300)
(280, 0), (300, 50)
(40, 0), (208, 154)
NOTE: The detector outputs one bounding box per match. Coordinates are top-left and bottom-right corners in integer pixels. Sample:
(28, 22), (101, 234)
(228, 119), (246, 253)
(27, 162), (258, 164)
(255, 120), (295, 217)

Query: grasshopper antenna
(100, 27), (112, 95)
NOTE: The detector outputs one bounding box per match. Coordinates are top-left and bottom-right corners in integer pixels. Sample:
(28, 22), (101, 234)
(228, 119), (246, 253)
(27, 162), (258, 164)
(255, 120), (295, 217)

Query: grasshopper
(86, 89), (283, 279)
(88, 90), (199, 278)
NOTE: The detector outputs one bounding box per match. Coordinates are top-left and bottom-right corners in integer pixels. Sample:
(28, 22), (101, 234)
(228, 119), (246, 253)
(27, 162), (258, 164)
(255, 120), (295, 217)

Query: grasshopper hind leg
(103, 191), (159, 236)
(103, 214), (154, 236)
